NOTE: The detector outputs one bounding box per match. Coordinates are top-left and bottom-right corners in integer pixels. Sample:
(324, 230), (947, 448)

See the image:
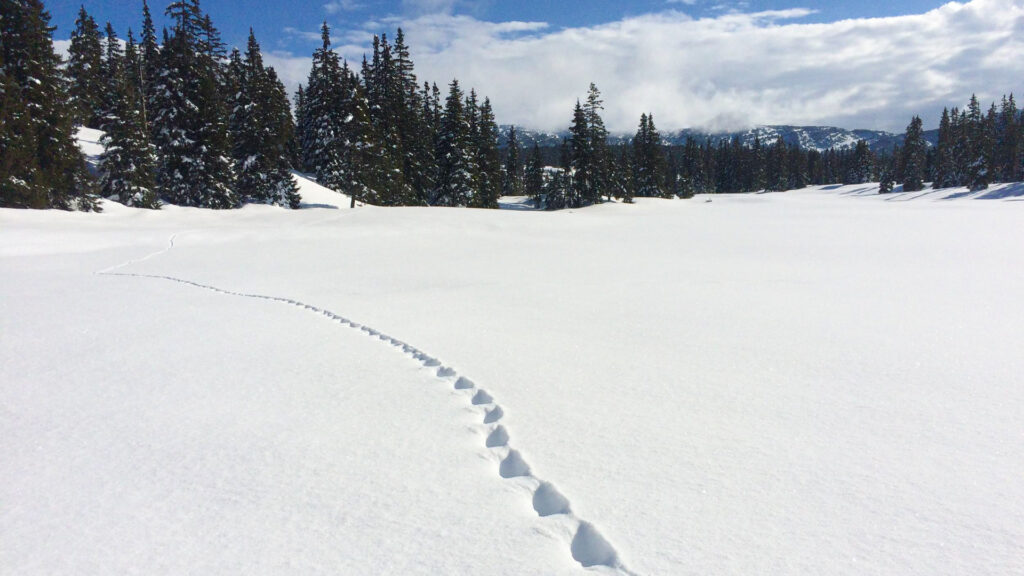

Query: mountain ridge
(500, 125), (939, 153)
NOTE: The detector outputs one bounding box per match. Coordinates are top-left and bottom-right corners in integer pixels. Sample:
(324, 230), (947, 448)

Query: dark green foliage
(1, 0), (98, 211)
(524, 143), (544, 208)
(66, 5), (104, 127)
(502, 126), (524, 197)
(97, 20), (157, 208)
(228, 30), (300, 208)
(149, 0), (236, 207)
(434, 79), (474, 206)
(901, 116), (926, 192)
(632, 113), (667, 197)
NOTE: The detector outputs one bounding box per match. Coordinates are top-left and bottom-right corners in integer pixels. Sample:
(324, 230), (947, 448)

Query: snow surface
(3, 172), (1024, 575)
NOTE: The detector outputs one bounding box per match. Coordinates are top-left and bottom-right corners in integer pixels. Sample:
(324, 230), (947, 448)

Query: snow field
(3, 179), (1024, 575)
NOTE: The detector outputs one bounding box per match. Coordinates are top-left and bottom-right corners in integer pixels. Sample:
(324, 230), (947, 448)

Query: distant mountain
(500, 125), (938, 154)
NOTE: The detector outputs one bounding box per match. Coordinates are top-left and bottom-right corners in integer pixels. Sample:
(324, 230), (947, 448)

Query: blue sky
(48, 0), (1024, 133)
(49, 0), (952, 50)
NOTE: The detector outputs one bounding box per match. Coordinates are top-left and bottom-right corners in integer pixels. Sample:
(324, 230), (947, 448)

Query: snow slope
(2, 182), (1023, 575)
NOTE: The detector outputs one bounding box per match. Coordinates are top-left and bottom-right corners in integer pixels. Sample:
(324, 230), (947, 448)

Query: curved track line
(97, 234), (637, 575)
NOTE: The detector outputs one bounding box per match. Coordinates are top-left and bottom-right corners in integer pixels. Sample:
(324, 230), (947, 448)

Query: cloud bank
(363, 0), (1024, 132)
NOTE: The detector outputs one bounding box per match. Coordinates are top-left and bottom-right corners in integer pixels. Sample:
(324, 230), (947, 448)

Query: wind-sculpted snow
(97, 234), (636, 575)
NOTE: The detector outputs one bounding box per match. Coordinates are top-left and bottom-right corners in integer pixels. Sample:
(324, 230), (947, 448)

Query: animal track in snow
(97, 234), (635, 575)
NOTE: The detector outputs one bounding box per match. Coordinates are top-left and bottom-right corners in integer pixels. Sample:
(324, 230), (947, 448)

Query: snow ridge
(97, 234), (637, 575)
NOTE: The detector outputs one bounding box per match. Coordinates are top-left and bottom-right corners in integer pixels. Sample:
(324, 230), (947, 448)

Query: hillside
(501, 124), (939, 153)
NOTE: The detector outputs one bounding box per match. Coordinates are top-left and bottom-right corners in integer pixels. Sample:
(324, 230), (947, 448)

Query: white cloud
(276, 0), (1024, 132)
(324, 0), (363, 14)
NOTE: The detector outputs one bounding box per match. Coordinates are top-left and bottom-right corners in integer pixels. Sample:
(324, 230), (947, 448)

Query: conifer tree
(66, 5), (104, 127)
(632, 113), (666, 197)
(471, 97), (501, 208)
(965, 94), (990, 191)
(584, 83), (610, 201)
(524, 142), (544, 208)
(98, 22), (123, 130)
(568, 100), (591, 207)
(434, 79), (473, 206)
(902, 116), (927, 192)
(150, 0), (237, 207)
(933, 108), (954, 189)
(98, 28), (158, 209)
(502, 126), (524, 197)
(1, 0), (98, 210)
(229, 30), (300, 208)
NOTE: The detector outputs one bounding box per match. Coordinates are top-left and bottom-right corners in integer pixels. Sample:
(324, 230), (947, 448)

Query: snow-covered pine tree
(584, 83), (610, 202)
(996, 95), (1019, 182)
(98, 23), (123, 131)
(98, 28), (158, 209)
(965, 94), (990, 191)
(568, 100), (591, 208)
(902, 115), (926, 192)
(150, 0), (236, 208)
(878, 147), (896, 194)
(433, 79), (473, 206)
(139, 0), (159, 130)
(66, 5), (104, 128)
(0, 0), (98, 210)
(471, 97), (501, 208)
(502, 126), (524, 197)
(633, 113), (667, 197)
(933, 108), (954, 189)
(229, 30), (300, 208)
(301, 23), (348, 191)
(844, 140), (874, 184)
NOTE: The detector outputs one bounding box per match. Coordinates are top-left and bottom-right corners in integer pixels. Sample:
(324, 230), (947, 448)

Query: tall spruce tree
(66, 5), (104, 127)
(524, 142), (544, 208)
(434, 79), (473, 206)
(902, 116), (927, 192)
(632, 113), (666, 197)
(229, 30), (300, 208)
(965, 94), (990, 191)
(98, 26), (158, 209)
(502, 126), (524, 197)
(150, 0), (236, 207)
(1, 0), (98, 210)
(584, 83), (610, 201)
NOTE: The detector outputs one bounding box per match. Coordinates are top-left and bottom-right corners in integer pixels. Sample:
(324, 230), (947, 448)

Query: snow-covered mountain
(500, 125), (939, 153)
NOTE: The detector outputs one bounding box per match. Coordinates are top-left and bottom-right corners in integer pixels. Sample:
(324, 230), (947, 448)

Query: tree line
(3, 0), (1021, 212)
(883, 94), (1023, 193)
(510, 91), (1023, 210)
(1, 0), (500, 211)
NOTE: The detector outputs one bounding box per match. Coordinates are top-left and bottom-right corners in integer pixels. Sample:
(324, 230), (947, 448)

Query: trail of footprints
(98, 240), (634, 574)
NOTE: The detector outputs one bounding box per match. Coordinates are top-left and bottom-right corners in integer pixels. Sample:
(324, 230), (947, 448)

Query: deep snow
(2, 163), (1024, 574)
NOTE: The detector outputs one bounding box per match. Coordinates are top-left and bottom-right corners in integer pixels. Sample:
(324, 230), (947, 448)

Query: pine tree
(966, 94), (990, 191)
(1, 0), (98, 210)
(933, 108), (954, 189)
(845, 140), (874, 184)
(902, 115), (926, 192)
(301, 23), (350, 194)
(98, 22), (124, 130)
(66, 5), (104, 127)
(524, 142), (544, 208)
(434, 79), (473, 206)
(568, 100), (591, 207)
(150, 0), (237, 207)
(229, 30), (300, 208)
(878, 148), (896, 194)
(584, 83), (610, 201)
(98, 27), (158, 209)
(632, 113), (666, 197)
(471, 97), (500, 208)
(502, 126), (524, 197)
